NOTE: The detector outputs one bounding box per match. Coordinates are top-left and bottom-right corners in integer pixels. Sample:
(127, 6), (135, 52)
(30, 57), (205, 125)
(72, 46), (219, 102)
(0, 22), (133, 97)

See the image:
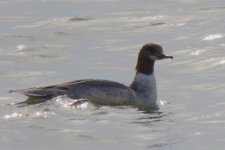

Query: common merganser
(10, 43), (173, 109)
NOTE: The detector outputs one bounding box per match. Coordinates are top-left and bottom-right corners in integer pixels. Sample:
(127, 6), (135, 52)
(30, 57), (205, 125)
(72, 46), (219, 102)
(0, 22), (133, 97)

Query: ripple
(15, 16), (94, 28)
(2, 34), (35, 40)
(1, 101), (56, 120)
(181, 57), (225, 74)
(4, 112), (22, 120)
(0, 71), (54, 77)
(203, 34), (224, 41)
(68, 17), (94, 22)
(132, 112), (169, 125)
(196, 57), (225, 67)
(200, 6), (225, 11)
(185, 112), (225, 124)
(159, 99), (170, 106)
(16, 44), (26, 55)
(31, 110), (55, 118)
(191, 49), (208, 56)
(53, 95), (91, 110)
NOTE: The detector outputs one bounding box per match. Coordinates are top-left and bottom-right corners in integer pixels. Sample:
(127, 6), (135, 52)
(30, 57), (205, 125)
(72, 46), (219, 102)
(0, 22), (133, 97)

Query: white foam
(203, 34), (223, 41)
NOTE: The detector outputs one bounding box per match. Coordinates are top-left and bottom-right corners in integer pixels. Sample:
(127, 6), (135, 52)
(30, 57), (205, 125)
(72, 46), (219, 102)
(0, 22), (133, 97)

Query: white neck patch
(132, 73), (157, 105)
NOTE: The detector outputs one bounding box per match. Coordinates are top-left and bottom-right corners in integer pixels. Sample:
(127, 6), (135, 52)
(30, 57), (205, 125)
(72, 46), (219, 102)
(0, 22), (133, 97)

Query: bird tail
(9, 87), (65, 98)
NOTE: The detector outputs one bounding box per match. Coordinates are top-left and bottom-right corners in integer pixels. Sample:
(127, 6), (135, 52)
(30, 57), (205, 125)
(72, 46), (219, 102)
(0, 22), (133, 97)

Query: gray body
(11, 79), (137, 106)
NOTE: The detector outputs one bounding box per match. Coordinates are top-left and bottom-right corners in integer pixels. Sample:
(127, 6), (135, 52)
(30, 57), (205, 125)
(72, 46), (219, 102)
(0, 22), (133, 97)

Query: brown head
(136, 43), (173, 75)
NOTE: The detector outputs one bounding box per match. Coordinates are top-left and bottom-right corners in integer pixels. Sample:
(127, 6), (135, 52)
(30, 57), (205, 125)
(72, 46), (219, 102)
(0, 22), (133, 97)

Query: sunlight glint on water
(0, 0), (225, 149)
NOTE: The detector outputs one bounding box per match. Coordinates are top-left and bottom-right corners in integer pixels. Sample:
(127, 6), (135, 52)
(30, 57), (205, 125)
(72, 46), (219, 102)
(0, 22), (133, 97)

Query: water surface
(1, 0), (225, 149)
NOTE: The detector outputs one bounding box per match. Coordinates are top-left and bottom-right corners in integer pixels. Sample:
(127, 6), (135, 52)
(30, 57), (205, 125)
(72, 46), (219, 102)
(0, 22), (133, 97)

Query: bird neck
(135, 57), (155, 75)
(130, 72), (157, 105)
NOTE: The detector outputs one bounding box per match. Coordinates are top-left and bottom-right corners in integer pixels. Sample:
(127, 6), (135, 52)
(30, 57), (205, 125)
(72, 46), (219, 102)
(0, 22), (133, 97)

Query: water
(1, 0), (225, 149)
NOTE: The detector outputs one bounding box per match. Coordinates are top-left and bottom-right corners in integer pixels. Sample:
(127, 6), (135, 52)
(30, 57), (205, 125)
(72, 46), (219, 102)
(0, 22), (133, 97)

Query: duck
(10, 43), (173, 109)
